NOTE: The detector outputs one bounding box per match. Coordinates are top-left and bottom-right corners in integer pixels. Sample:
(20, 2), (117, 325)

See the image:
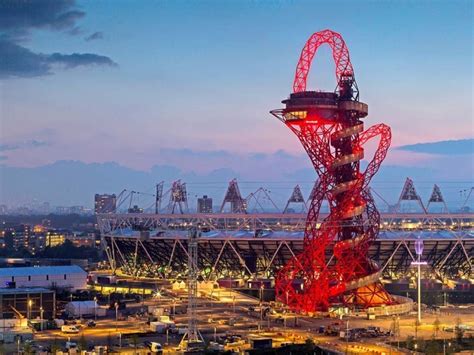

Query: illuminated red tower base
(271, 29), (394, 312)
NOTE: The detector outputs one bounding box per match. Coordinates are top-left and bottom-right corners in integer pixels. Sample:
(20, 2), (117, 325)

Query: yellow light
(284, 111), (307, 120)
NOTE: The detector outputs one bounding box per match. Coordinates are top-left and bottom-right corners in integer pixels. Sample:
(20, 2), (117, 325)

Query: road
(19, 286), (474, 354)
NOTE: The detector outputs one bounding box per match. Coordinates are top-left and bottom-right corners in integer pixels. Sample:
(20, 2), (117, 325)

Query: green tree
(51, 337), (60, 354)
(78, 333), (88, 351)
(131, 333), (139, 354)
(425, 339), (439, 355)
(107, 332), (113, 349)
(455, 317), (464, 343)
(23, 342), (33, 355)
(304, 338), (315, 352)
(433, 317), (441, 338)
(414, 319), (421, 339)
(391, 316), (400, 338)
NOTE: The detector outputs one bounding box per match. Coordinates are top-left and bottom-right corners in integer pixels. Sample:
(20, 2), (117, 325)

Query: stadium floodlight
(411, 237), (426, 322)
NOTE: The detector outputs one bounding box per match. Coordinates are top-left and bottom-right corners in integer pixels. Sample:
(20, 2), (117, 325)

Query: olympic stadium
(102, 225), (472, 279)
(94, 168), (474, 317)
(98, 210), (473, 283)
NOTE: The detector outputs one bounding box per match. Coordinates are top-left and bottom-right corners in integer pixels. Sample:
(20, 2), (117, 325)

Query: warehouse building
(0, 288), (55, 320)
(0, 265), (87, 290)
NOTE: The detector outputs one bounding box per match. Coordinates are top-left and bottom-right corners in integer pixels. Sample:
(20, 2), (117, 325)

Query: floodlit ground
(7, 285), (474, 354)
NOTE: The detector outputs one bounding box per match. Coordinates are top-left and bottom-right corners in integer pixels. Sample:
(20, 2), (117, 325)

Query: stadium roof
(111, 228), (473, 240)
(0, 288), (52, 295)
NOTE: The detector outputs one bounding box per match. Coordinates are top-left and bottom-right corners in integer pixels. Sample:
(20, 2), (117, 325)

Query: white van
(61, 325), (80, 334)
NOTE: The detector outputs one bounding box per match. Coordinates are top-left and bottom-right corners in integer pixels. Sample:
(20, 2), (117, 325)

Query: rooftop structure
(0, 265), (87, 290)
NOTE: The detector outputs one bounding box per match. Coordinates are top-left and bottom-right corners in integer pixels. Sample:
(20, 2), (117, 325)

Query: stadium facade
(98, 212), (473, 284)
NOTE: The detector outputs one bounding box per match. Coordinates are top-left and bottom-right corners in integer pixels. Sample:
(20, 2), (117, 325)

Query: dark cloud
(0, 0), (116, 79)
(0, 140), (49, 152)
(396, 139), (474, 155)
(48, 52), (117, 69)
(0, 0), (85, 33)
(85, 31), (103, 41)
(0, 40), (116, 79)
(0, 40), (50, 78)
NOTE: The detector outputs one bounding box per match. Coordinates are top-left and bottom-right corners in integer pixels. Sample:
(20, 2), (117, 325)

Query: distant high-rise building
(0, 205), (8, 215)
(45, 231), (66, 247)
(94, 194), (117, 214)
(197, 195), (213, 213)
(2, 224), (31, 251)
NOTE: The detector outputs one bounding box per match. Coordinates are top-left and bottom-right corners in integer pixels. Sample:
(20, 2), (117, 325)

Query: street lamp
(114, 302), (119, 332)
(259, 284), (264, 332)
(40, 307), (44, 332)
(339, 314), (349, 353)
(94, 297), (97, 321)
(27, 299), (33, 321)
(396, 316), (400, 349)
(412, 237), (427, 323)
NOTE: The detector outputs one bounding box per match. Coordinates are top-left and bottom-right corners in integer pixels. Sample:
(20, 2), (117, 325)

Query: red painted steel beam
(274, 29), (394, 313)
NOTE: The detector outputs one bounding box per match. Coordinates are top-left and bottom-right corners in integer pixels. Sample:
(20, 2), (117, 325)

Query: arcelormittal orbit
(271, 29), (394, 312)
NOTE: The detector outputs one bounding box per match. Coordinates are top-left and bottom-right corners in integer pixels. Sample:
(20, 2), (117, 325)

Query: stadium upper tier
(99, 213), (473, 280)
(102, 229), (473, 280)
(97, 212), (474, 234)
(105, 228), (473, 240)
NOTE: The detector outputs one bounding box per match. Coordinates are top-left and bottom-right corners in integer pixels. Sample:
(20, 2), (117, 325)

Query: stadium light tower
(271, 29), (393, 312)
(412, 237), (427, 322)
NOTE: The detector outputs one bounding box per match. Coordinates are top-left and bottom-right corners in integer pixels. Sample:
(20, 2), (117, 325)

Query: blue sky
(0, 0), (473, 206)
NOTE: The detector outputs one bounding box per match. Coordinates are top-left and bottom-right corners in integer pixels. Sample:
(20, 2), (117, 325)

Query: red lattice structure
(271, 29), (394, 312)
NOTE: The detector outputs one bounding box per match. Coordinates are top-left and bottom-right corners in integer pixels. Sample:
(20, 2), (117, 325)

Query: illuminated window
(284, 111), (307, 120)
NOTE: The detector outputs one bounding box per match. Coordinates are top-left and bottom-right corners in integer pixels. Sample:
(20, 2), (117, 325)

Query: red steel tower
(271, 29), (394, 312)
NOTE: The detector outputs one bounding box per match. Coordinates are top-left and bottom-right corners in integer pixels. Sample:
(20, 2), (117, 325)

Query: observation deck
(277, 91), (368, 123)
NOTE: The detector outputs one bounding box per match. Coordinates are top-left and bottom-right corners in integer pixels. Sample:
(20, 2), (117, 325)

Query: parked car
(61, 325), (80, 334)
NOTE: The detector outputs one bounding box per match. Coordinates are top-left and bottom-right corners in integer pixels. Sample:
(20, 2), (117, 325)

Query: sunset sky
(0, 0), (472, 206)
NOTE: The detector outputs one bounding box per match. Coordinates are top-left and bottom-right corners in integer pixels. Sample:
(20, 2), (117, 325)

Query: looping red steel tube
(272, 29), (394, 313)
(293, 29), (354, 93)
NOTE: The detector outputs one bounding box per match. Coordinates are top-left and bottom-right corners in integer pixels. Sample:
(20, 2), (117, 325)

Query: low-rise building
(0, 265), (88, 290)
(0, 287), (55, 320)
